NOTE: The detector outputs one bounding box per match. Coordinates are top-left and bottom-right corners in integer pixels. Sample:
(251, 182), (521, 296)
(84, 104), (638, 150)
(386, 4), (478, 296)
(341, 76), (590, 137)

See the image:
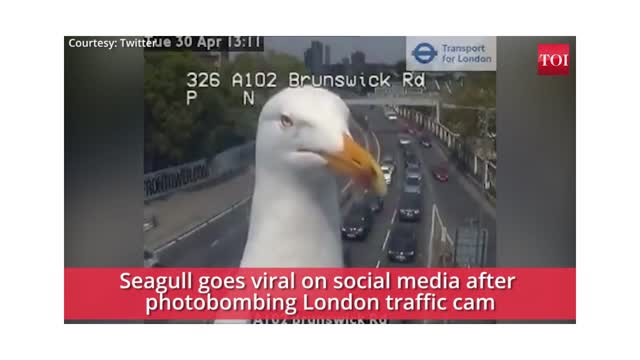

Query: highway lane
(343, 106), (496, 270)
(158, 119), (372, 267)
(158, 104), (496, 270)
(345, 107), (432, 269)
(398, 115), (497, 267)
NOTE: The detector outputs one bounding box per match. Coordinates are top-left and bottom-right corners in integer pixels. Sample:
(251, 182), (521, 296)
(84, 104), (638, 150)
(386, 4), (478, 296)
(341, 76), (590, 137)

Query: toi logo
(538, 44), (570, 76)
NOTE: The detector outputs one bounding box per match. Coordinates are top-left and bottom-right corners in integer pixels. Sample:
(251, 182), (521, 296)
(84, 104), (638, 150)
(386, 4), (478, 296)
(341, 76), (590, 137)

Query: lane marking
(176, 222), (209, 242)
(381, 230), (391, 251)
(154, 195), (252, 253)
(391, 209), (397, 224)
(209, 239), (220, 248)
(376, 260), (381, 268)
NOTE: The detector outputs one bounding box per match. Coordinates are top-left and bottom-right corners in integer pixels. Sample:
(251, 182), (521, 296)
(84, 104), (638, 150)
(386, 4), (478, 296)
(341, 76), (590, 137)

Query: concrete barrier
(144, 142), (255, 202)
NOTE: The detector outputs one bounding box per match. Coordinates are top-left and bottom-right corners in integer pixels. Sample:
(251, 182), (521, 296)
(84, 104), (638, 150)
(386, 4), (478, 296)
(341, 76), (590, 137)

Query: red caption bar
(64, 268), (575, 321)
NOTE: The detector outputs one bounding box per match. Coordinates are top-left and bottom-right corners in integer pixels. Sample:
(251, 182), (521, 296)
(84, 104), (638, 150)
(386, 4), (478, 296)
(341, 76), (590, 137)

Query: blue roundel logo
(412, 43), (438, 64)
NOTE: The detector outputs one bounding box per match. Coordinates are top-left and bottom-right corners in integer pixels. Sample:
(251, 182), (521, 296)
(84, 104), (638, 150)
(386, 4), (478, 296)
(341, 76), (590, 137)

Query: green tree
(145, 51), (233, 169)
(451, 72), (496, 108)
(145, 50), (307, 171)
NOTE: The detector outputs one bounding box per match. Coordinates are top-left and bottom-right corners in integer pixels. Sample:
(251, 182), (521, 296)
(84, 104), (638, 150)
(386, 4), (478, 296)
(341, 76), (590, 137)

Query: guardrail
(144, 142), (255, 202)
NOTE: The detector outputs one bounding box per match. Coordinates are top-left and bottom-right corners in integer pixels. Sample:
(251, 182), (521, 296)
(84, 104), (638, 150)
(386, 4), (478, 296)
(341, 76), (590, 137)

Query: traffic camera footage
(64, 36), (576, 324)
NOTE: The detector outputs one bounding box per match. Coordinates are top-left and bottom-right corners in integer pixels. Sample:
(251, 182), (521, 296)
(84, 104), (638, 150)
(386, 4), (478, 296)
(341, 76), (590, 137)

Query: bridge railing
(144, 141), (255, 203)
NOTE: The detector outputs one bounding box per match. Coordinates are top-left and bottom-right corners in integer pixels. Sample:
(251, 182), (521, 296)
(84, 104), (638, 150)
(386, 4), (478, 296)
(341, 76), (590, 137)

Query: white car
(387, 114), (397, 121)
(381, 166), (393, 185)
(399, 136), (411, 145)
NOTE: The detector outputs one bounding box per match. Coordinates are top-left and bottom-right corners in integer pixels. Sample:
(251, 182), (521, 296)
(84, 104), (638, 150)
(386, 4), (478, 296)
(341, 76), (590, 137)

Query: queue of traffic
(341, 108), (450, 265)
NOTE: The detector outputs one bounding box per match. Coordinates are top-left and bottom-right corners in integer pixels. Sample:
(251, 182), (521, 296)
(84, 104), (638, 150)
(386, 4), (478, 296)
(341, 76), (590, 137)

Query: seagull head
(256, 86), (386, 196)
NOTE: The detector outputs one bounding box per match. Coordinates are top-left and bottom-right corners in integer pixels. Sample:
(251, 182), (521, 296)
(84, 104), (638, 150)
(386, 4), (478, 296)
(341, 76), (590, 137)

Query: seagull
(240, 86), (387, 268)
(213, 87), (386, 324)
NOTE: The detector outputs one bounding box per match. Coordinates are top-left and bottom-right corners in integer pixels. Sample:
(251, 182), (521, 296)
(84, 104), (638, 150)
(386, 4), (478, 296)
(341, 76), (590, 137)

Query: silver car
(403, 176), (422, 194)
(406, 167), (422, 181)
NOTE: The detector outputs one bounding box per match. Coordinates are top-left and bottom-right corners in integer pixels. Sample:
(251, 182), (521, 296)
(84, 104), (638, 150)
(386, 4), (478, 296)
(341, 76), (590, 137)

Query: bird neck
(241, 165), (344, 267)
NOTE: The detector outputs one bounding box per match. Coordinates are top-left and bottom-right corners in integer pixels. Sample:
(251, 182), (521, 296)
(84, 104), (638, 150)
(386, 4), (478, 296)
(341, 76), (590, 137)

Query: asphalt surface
(158, 104), (496, 269)
(157, 119), (371, 267)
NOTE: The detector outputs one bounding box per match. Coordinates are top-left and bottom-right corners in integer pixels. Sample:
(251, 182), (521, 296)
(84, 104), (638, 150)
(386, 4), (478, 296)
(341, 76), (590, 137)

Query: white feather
(216, 87), (350, 324)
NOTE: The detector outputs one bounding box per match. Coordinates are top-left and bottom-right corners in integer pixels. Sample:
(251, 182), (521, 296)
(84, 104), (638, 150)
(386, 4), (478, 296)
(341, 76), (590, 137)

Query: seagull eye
(280, 115), (294, 128)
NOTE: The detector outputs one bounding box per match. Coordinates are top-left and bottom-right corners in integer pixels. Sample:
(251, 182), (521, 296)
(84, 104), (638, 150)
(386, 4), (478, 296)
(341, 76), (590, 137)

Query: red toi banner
(64, 268), (575, 321)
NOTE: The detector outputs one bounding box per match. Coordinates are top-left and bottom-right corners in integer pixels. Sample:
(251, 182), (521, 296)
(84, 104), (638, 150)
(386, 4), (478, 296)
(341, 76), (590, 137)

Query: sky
(264, 36), (406, 65)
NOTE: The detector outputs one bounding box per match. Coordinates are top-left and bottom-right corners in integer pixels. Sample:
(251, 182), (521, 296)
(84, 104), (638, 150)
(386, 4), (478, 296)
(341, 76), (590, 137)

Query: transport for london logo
(412, 43), (438, 64)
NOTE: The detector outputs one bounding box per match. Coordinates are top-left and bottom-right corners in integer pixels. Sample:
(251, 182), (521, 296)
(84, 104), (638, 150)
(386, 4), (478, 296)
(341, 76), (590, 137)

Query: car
(432, 164), (449, 182)
(387, 224), (417, 263)
(144, 249), (161, 268)
(402, 146), (415, 159)
(387, 113), (398, 121)
(381, 166), (393, 185)
(364, 191), (384, 213)
(402, 175), (422, 194)
(381, 155), (395, 174)
(398, 135), (411, 145)
(420, 136), (432, 148)
(341, 203), (373, 240)
(398, 192), (423, 222)
(405, 164), (422, 180)
(405, 154), (420, 168)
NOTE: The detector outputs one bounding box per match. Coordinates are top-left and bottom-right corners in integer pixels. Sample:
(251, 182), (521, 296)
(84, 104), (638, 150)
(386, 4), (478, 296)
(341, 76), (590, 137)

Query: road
(344, 106), (496, 269)
(157, 119), (372, 267)
(158, 104), (496, 270)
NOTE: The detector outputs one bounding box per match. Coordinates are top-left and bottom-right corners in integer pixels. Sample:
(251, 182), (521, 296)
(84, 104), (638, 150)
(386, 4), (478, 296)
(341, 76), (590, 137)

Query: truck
(453, 218), (488, 268)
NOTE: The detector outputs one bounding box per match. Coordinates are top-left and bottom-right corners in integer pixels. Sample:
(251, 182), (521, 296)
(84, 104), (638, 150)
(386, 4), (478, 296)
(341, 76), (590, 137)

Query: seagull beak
(321, 133), (387, 196)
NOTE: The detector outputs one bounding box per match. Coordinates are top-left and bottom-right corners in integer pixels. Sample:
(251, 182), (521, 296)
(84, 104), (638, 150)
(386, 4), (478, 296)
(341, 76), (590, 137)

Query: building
(303, 41), (324, 74)
(324, 45), (331, 65)
(304, 48), (312, 71)
(351, 51), (366, 73)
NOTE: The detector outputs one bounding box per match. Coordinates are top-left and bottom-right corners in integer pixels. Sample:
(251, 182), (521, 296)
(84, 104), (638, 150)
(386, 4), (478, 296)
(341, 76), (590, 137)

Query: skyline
(264, 36), (405, 65)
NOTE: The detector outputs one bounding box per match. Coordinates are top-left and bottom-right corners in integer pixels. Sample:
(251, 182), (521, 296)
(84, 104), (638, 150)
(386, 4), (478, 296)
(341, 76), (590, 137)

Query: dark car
(432, 164), (449, 182)
(387, 224), (417, 263)
(405, 154), (420, 168)
(402, 146), (414, 158)
(341, 203), (373, 240)
(398, 192), (423, 221)
(364, 191), (384, 213)
(420, 136), (432, 148)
